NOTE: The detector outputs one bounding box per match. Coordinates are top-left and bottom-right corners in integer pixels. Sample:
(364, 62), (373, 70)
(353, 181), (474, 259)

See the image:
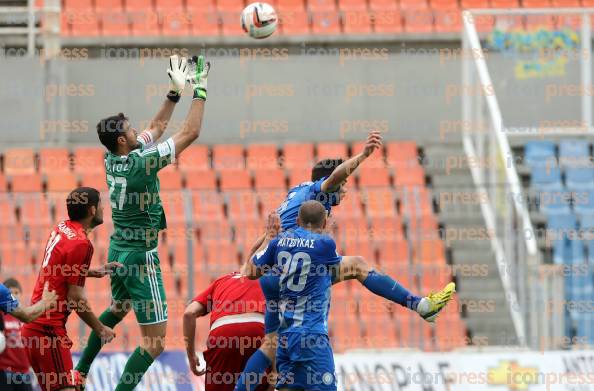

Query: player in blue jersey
(246, 201), (342, 391)
(234, 131), (456, 391)
(0, 282), (57, 323)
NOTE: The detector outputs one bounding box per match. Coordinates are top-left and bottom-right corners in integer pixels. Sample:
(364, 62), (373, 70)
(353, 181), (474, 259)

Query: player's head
(3, 278), (22, 299)
(297, 200), (327, 232)
(97, 113), (139, 155)
(311, 158), (346, 205)
(67, 187), (104, 229)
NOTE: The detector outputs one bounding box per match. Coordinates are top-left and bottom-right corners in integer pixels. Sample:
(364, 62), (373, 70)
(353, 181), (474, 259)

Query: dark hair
(311, 159), (344, 182)
(67, 187), (100, 221)
(298, 200), (327, 227)
(3, 278), (21, 292)
(97, 113), (128, 153)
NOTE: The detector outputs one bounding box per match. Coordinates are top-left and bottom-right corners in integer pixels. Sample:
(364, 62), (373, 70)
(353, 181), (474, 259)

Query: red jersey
(193, 272), (265, 326)
(25, 220), (94, 332)
(0, 313), (30, 373)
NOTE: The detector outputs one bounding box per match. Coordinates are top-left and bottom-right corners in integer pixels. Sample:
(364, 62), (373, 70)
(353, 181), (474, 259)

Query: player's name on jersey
(277, 237), (316, 249)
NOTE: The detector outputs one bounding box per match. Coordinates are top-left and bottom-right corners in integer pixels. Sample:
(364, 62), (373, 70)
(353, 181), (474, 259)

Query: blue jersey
(277, 178), (339, 231)
(253, 227), (341, 335)
(0, 283), (18, 314)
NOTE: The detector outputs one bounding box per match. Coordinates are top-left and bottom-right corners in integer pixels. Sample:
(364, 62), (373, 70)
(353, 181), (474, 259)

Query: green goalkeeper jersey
(104, 135), (176, 251)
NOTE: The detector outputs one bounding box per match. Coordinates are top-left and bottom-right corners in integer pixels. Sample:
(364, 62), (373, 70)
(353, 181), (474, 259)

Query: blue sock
(362, 270), (422, 310)
(234, 349), (272, 391)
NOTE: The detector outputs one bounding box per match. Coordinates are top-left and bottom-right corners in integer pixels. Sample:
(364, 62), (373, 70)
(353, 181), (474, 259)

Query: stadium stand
(0, 140), (464, 352)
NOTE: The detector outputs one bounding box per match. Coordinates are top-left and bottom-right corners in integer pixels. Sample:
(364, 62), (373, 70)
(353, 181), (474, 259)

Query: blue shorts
(259, 273), (281, 334)
(276, 333), (336, 391)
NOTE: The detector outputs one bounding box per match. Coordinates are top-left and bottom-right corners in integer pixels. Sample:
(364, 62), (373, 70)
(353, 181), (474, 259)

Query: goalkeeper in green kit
(74, 55), (210, 390)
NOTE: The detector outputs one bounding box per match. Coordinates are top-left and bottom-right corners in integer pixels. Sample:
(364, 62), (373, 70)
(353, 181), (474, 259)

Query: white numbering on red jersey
(42, 230), (61, 268)
(106, 174), (127, 210)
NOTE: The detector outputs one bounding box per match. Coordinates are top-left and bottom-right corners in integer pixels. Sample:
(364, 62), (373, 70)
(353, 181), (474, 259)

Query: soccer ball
(241, 2), (277, 39)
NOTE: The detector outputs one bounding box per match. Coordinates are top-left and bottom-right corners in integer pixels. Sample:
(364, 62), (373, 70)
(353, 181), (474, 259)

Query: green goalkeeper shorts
(108, 248), (168, 325)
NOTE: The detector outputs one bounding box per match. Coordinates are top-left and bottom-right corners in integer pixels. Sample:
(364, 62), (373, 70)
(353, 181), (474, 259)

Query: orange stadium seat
(158, 167), (183, 190)
(259, 189), (287, 213)
(525, 14), (555, 29)
(419, 265), (452, 291)
(162, 12), (192, 36)
(386, 141), (418, 167)
(0, 198), (17, 226)
(46, 172), (78, 192)
(178, 144), (210, 172)
(434, 9), (462, 32)
(394, 165), (425, 187)
(276, 0), (306, 10)
(11, 174), (43, 193)
(101, 12), (130, 35)
(377, 239), (409, 270)
(363, 188), (396, 217)
(39, 148), (71, 173)
(191, 11), (221, 35)
(73, 147), (105, 174)
(155, 0), (184, 10)
(216, 0), (244, 11)
(333, 188), (364, 217)
(469, 13), (494, 32)
(192, 191), (225, 221)
(64, 0), (93, 10)
(430, 0), (458, 9)
(246, 144), (279, 170)
(368, 0), (397, 10)
(338, 0), (367, 10)
(522, 0), (550, 6)
(335, 216), (370, 243)
(79, 172), (108, 191)
(357, 166), (390, 187)
(4, 148), (35, 175)
(370, 216), (405, 241)
(288, 167), (310, 187)
(220, 169), (252, 190)
(460, 0), (488, 7)
(343, 238), (375, 261)
(221, 11), (246, 34)
(212, 144), (244, 171)
(308, 0), (337, 11)
(227, 191), (260, 220)
(70, 12), (101, 36)
(186, 0), (215, 10)
(95, 0), (123, 11)
(233, 218), (264, 245)
(20, 195), (52, 226)
(373, 10), (403, 33)
(205, 242), (239, 270)
(186, 169), (217, 190)
(311, 11), (342, 34)
(352, 140), (384, 166)
(399, 186), (433, 216)
(282, 143), (314, 169)
(403, 9), (434, 33)
(125, 0), (153, 11)
(199, 220), (232, 244)
(490, 0), (518, 7)
(414, 239), (446, 264)
(161, 192), (186, 223)
(279, 10), (310, 34)
(399, 0), (428, 8)
(0, 174), (8, 193)
(130, 10), (160, 35)
(254, 168), (286, 190)
(342, 10), (373, 33)
(316, 142), (347, 159)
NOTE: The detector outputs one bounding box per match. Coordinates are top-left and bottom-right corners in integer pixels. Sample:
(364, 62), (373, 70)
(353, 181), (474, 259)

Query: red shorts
(203, 322), (267, 391)
(21, 325), (75, 391)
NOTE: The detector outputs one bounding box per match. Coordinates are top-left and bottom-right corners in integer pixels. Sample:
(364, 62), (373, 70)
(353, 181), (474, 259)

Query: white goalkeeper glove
(167, 55), (188, 101)
(187, 55), (210, 101)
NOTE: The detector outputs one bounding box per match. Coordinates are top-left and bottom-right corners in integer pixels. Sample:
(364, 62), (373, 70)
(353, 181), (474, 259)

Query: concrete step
(447, 238), (492, 250)
(432, 174), (476, 188)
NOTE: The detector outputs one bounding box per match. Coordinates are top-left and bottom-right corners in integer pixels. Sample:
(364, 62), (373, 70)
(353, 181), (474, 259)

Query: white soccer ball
(241, 2), (278, 39)
(0, 332), (6, 354)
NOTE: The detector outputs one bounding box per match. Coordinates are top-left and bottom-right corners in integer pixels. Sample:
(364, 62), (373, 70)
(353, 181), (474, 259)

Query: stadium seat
(254, 168), (286, 190)
(522, 0), (550, 6)
(219, 169), (252, 190)
(227, 191), (260, 220)
(308, 0), (338, 11)
(125, 0), (153, 10)
(524, 141), (556, 167)
(394, 165), (425, 187)
(525, 14), (555, 29)
(0, 198), (17, 226)
(276, 0), (306, 10)
(403, 9), (433, 33)
(566, 167), (594, 191)
(460, 0), (488, 7)
(370, 216), (405, 241)
(386, 141), (418, 168)
(414, 239), (446, 264)
(311, 11), (342, 34)
(233, 218), (264, 245)
(246, 144), (279, 170)
(186, 0), (215, 10)
(161, 192), (186, 223)
(64, 0), (93, 10)
(378, 239), (409, 266)
(101, 12), (131, 35)
(338, 0), (366, 10)
(434, 9), (462, 32)
(373, 10), (403, 32)
(11, 174), (43, 193)
(282, 143), (314, 169)
(178, 145), (210, 172)
(357, 166), (391, 187)
(336, 217), (371, 244)
(259, 189), (287, 213)
(279, 10), (310, 34)
(205, 241), (239, 270)
(212, 144), (245, 171)
(158, 168), (183, 190)
(399, 0), (428, 8)
(538, 186), (572, 215)
(430, 0), (459, 9)
(162, 12), (192, 35)
(191, 11), (221, 36)
(20, 195), (52, 226)
(95, 0), (123, 11)
(333, 188), (364, 217)
(530, 165), (562, 189)
(186, 169), (217, 190)
(399, 186), (433, 216)
(46, 173), (78, 192)
(343, 10), (373, 33)
(288, 167), (310, 187)
(551, 0), (579, 5)
(156, 0), (184, 10)
(368, 0), (397, 10)
(0, 174), (7, 192)
(317, 142), (347, 159)
(192, 191), (225, 221)
(39, 148), (71, 173)
(221, 11), (246, 34)
(216, 0), (244, 11)
(69, 12), (101, 36)
(575, 190), (594, 216)
(489, 0), (519, 6)
(79, 172), (108, 191)
(73, 147), (105, 174)
(130, 10), (160, 36)
(363, 188), (397, 217)
(559, 140), (589, 167)
(4, 148), (36, 175)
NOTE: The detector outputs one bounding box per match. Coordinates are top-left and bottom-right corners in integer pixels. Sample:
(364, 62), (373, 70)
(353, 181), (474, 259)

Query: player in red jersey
(183, 271), (271, 391)
(21, 187), (120, 391)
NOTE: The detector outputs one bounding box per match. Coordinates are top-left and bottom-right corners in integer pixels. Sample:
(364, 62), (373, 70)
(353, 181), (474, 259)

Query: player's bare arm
(320, 130), (383, 192)
(10, 282), (57, 323)
(171, 55), (210, 157)
(67, 284), (116, 343)
(241, 212), (280, 278)
(183, 300), (207, 376)
(86, 261), (123, 278)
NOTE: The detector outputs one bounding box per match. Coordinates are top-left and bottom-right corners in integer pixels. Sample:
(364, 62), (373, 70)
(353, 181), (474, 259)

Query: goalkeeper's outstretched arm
(171, 55), (210, 157)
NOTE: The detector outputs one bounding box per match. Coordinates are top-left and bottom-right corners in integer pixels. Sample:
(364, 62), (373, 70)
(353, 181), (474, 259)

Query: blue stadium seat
(559, 139), (590, 167)
(574, 190), (594, 215)
(565, 167), (594, 191)
(524, 141), (556, 167)
(553, 237), (584, 265)
(530, 165), (562, 188)
(539, 190), (572, 215)
(547, 213), (577, 230)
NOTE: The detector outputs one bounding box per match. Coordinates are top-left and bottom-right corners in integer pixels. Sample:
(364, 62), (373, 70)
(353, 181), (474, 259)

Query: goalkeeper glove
(187, 55), (210, 101)
(166, 55), (188, 102)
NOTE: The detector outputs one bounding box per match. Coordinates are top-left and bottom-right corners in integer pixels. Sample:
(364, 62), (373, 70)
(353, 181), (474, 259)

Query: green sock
(114, 347), (154, 391)
(76, 309), (123, 376)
